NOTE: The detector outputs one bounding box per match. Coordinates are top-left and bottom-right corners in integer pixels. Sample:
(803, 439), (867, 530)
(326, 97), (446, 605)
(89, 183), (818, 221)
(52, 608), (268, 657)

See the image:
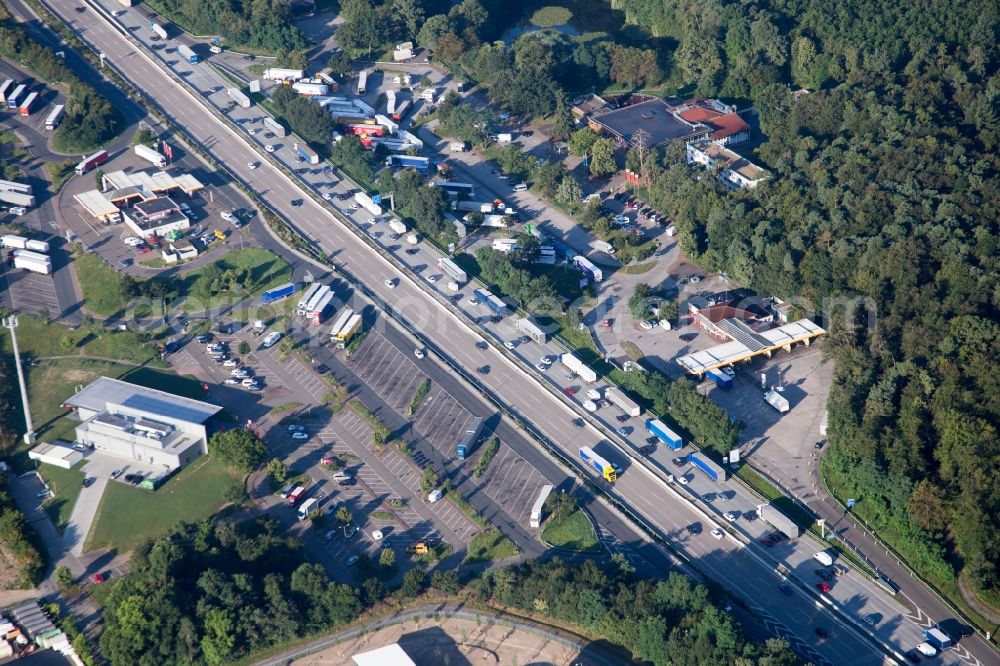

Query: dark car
(814, 440), (825, 449)
(686, 523), (701, 535)
(743, 512), (758, 522)
(475, 341), (488, 350)
(779, 582), (792, 596)
(82, 477), (95, 488)
(815, 568), (834, 581)
(196, 333), (213, 343)
(338, 478), (356, 487)
(406, 248), (419, 255)
(671, 456), (686, 467)
(315, 364), (329, 374)
(615, 414), (629, 423)
(904, 650), (922, 663)
(291, 199), (303, 207)
(814, 627), (828, 640)
(521, 130), (534, 137)
(639, 444), (655, 455)
(477, 365), (490, 374)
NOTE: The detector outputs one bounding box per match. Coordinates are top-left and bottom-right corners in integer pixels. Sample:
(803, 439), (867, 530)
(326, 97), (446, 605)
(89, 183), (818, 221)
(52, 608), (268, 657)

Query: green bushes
(142, 0), (306, 54)
(0, 478), (45, 588)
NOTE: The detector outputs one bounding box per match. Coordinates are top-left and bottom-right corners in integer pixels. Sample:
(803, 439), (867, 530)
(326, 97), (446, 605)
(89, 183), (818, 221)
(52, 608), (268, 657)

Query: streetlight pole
(3, 317), (36, 444)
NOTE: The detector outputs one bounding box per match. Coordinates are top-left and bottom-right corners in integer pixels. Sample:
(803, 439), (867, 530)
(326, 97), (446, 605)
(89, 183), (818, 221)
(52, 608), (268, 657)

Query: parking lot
(0, 265), (60, 316)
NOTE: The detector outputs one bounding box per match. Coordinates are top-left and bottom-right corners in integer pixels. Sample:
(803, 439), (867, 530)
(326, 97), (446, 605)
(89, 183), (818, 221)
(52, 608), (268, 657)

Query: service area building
(123, 196), (191, 238)
(62, 377), (222, 471)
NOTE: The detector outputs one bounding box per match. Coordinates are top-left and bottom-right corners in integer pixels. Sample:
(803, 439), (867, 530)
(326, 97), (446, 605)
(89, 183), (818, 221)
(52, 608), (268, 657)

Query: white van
(915, 643), (938, 657)
(513, 183), (528, 192)
(585, 388), (602, 401)
(658, 319), (672, 331)
(427, 488), (443, 503)
(582, 400), (598, 412)
(813, 551), (834, 567)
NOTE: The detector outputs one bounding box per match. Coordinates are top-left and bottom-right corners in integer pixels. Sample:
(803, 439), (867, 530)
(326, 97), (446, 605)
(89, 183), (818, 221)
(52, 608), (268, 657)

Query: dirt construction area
(293, 613), (591, 665)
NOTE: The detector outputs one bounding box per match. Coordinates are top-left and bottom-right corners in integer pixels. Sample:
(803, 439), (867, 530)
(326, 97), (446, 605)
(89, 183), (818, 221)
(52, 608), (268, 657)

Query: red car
(816, 582), (831, 593)
(91, 571), (109, 584)
(320, 457), (335, 466)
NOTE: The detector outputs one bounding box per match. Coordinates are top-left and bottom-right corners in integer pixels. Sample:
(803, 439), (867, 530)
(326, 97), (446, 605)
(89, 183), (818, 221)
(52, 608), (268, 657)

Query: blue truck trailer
(456, 417), (484, 461)
(386, 155), (430, 174)
(579, 446), (617, 482)
(688, 451), (727, 482)
(294, 142), (320, 165)
(706, 368), (733, 389)
(923, 627), (953, 651)
(261, 282), (296, 305)
(646, 418), (683, 450)
(473, 288), (509, 316)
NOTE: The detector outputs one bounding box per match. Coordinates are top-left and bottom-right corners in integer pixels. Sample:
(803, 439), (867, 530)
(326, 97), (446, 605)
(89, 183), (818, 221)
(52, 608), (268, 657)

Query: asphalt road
(35, 1), (984, 663)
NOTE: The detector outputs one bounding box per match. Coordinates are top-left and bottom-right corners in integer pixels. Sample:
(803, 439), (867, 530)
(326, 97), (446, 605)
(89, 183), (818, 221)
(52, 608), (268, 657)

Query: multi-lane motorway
(29, 0), (990, 663)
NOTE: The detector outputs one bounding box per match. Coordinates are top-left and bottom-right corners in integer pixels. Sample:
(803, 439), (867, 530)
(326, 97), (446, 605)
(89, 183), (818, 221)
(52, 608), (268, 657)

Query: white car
(711, 528), (724, 540)
(414, 348), (425, 359)
(322, 193), (332, 200)
(248, 128), (256, 135)
(123, 236), (142, 247)
(677, 475), (689, 485)
(427, 275), (438, 283)
(371, 529), (384, 541)
(468, 297), (479, 305)
(248, 161), (258, 169)
(722, 366), (736, 377)
(639, 320), (654, 330)
(223, 378), (239, 385)
(287, 424), (305, 432)
(366, 218), (375, 225)
(384, 278), (396, 288)
(265, 144), (275, 153)
(221, 210), (236, 223)
(504, 341), (515, 350)
(724, 512), (738, 522)
(347, 204), (359, 211)
(241, 377), (256, 387)
(291, 432), (309, 440)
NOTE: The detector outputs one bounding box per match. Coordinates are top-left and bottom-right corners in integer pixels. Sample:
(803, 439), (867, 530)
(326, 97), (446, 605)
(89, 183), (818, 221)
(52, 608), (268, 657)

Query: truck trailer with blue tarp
(687, 451), (726, 482)
(706, 368), (733, 389)
(646, 418), (683, 450)
(261, 282), (296, 304)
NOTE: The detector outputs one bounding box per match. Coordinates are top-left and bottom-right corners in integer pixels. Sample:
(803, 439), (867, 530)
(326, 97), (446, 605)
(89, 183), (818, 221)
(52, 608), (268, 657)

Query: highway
(35, 1), (971, 663)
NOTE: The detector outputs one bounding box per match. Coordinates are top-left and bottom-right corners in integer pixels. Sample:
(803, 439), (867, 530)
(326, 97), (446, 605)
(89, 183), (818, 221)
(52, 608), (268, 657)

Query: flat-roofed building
(123, 196), (190, 237)
(62, 376), (222, 470)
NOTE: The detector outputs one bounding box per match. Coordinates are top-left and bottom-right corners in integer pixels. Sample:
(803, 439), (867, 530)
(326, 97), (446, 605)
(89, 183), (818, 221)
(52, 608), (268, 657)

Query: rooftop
(135, 196), (179, 216)
(63, 376), (222, 424)
(676, 318), (825, 374)
(352, 644), (415, 666)
(590, 98), (708, 147)
(677, 104), (749, 141)
(73, 190), (118, 217)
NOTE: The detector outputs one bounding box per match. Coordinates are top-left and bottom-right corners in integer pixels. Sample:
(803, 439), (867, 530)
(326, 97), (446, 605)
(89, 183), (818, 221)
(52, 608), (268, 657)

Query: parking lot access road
(49, 2), (979, 663)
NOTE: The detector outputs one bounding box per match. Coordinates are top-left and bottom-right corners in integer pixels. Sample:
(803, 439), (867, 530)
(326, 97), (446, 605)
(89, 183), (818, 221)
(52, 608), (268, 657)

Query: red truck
(75, 149), (109, 175)
(286, 486), (305, 506)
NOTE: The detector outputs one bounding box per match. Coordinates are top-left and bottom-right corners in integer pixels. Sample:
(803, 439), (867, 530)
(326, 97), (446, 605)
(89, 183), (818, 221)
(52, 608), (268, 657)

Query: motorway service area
(0, 1), (991, 666)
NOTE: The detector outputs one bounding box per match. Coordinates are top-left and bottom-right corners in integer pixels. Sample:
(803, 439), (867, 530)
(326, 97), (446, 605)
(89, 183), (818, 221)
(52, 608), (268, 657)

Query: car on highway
(291, 432), (309, 440)
(686, 523), (701, 535)
(477, 365), (490, 374)
(291, 199), (303, 207)
(711, 528), (724, 540)
(248, 161), (258, 168)
(475, 341), (488, 350)
(384, 278), (397, 288)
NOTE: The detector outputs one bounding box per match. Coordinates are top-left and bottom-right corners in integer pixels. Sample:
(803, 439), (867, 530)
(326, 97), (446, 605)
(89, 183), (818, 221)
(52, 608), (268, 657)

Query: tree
(379, 548), (396, 568)
(335, 506), (353, 525)
(400, 568), (426, 596)
(567, 128), (599, 156)
(588, 138), (618, 177)
(208, 429), (266, 472)
(552, 95), (576, 140)
(337, 4), (389, 54)
(431, 570), (461, 595)
(555, 175), (583, 205)
(238, 341), (250, 355)
(363, 577), (387, 603)
(326, 50), (353, 78)
(55, 565), (75, 592)
(417, 14), (450, 50)
(266, 458), (288, 483)
(420, 467), (439, 495)
(392, 0), (425, 41)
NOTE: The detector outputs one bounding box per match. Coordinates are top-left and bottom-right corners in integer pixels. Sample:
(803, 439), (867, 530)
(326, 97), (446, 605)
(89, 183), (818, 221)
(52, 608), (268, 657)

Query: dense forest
(475, 557), (803, 665)
(336, 0), (1000, 606)
(143, 0), (306, 54)
(0, 6), (122, 152)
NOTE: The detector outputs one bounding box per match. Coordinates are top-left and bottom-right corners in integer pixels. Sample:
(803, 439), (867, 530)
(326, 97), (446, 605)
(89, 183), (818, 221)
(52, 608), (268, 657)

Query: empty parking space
(1, 266), (60, 317)
(477, 443), (550, 522)
(346, 334), (426, 412)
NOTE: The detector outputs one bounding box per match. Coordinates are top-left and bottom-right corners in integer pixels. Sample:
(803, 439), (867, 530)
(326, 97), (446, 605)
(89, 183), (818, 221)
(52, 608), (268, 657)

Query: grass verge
(407, 378), (430, 417)
(84, 457), (242, 553)
(473, 437), (500, 479)
(540, 508), (600, 553)
(347, 400), (393, 448)
(43, 160), (77, 192)
(38, 463), (86, 533)
(464, 528), (520, 564)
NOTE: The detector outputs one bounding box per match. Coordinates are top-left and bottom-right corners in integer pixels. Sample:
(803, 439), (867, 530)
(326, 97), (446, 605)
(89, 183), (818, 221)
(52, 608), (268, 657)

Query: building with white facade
(122, 196), (191, 237)
(686, 140), (768, 190)
(62, 377), (222, 471)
